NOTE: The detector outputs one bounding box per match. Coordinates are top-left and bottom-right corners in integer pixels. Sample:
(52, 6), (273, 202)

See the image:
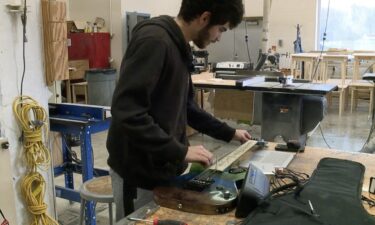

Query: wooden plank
(68, 59), (89, 80)
(51, 41), (69, 81)
(48, 1), (66, 22)
(41, 0), (52, 85)
(50, 22), (67, 42)
(41, 0), (68, 86)
(214, 89), (253, 122)
(209, 140), (256, 171)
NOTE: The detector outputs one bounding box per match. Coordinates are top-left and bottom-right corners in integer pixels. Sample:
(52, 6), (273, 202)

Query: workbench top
(117, 143), (375, 225)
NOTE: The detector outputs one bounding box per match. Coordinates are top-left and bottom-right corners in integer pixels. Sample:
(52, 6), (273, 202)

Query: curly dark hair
(178, 0), (244, 29)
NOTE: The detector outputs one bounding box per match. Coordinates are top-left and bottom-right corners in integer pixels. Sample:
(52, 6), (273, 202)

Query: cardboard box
(67, 20), (86, 33)
(186, 90), (211, 136)
(214, 90), (254, 122)
(68, 59), (89, 80)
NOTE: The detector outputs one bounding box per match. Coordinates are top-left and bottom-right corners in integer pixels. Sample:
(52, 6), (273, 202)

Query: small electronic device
(370, 177), (375, 194)
(235, 163), (270, 218)
(213, 61), (252, 71)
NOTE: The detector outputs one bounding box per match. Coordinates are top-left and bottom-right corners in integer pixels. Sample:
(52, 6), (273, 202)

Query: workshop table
(117, 143), (375, 225)
(49, 103), (111, 225)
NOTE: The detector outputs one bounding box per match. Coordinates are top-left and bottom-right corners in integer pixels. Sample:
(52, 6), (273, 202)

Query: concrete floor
(55, 96), (375, 225)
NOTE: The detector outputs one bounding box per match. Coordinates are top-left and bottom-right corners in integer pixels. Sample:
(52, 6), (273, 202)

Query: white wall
(122, 0), (180, 17)
(120, 0), (318, 55)
(0, 0), (55, 224)
(245, 0), (263, 17)
(69, 0), (110, 22)
(68, 0), (123, 76)
(268, 0), (318, 54)
(68, 0), (318, 73)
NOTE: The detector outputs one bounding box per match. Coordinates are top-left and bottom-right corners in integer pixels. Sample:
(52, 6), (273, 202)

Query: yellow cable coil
(13, 96), (59, 225)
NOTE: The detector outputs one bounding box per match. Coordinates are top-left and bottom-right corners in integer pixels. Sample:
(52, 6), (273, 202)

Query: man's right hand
(185, 145), (213, 167)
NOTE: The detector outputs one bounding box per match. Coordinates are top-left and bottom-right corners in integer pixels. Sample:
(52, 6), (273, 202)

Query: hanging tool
(128, 217), (187, 225)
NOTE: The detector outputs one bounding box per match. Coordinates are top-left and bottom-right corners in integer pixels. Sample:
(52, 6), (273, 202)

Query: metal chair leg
(80, 199), (85, 225)
(109, 203), (113, 225)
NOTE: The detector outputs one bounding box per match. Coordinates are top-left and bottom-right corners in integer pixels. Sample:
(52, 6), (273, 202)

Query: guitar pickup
(185, 178), (215, 191)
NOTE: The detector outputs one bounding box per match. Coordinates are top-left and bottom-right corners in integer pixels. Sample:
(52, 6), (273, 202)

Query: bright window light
(319, 0), (375, 51)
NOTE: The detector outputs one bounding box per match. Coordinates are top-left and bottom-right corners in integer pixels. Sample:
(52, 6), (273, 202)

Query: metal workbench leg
(80, 126), (96, 225)
(62, 134), (74, 192)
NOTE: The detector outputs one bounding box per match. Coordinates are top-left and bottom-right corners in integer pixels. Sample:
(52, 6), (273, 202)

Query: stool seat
(80, 175), (114, 225)
(80, 175), (113, 202)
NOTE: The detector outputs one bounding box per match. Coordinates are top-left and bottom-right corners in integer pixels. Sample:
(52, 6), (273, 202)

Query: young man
(107, 0), (250, 220)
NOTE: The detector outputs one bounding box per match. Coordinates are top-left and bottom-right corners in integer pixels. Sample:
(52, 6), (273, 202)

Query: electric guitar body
(153, 140), (258, 215)
(153, 171), (238, 215)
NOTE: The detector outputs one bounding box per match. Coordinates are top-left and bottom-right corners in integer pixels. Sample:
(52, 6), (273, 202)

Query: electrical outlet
(0, 137), (9, 150)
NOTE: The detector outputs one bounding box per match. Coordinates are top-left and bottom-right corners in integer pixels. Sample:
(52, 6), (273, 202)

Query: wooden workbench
(118, 143), (375, 225)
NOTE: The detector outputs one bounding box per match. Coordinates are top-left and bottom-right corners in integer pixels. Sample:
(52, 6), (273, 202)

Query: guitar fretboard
(209, 140), (257, 171)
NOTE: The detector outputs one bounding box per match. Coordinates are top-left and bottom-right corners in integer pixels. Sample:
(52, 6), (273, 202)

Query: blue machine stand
(49, 103), (111, 225)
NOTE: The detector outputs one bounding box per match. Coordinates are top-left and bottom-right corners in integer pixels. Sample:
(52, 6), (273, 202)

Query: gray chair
(80, 175), (114, 225)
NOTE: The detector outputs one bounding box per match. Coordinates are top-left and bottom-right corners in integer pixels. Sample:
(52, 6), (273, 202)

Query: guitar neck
(209, 140), (257, 171)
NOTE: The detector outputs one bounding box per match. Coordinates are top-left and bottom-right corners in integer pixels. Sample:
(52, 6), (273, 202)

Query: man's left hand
(232, 129), (252, 144)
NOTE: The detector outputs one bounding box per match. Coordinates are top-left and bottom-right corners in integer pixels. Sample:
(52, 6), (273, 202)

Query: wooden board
(41, 0), (68, 86)
(214, 89), (254, 122)
(68, 59), (89, 80)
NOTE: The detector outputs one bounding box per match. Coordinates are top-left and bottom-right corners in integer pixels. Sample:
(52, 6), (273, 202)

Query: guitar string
(191, 139), (257, 182)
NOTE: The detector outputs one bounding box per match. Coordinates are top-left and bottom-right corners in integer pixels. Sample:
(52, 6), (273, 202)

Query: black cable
(357, 62), (375, 151)
(20, 0), (27, 97)
(361, 96), (375, 151)
(244, 20), (252, 66)
(270, 168), (310, 197)
(319, 124), (332, 149)
(310, 0), (331, 82)
(362, 195), (375, 208)
(233, 28), (236, 60)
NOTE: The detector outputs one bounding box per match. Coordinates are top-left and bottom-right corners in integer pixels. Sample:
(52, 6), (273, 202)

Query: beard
(192, 26), (210, 49)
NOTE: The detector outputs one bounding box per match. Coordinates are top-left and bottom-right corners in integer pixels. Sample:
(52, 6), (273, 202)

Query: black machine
(192, 50), (209, 73)
(212, 61), (283, 80)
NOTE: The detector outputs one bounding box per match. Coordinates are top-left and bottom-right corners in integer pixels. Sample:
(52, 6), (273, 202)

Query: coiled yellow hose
(13, 96), (58, 225)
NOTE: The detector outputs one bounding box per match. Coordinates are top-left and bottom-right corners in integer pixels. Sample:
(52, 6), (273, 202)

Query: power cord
(20, 0), (27, 97)
(310, 0), (331, 82)
(233, 28), (237, 60)
(244, 21), (252, 66)
(319, 124), (332, 149)
(13, 96), (58, 225)
(270, 168), (310, 197)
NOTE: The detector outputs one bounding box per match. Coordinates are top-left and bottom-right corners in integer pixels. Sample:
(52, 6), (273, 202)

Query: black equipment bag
(242, 157), (375, 225)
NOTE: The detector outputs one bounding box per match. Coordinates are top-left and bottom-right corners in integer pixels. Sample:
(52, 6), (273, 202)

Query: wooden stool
(320, 54), (350, 117)
(349, 52), (375, 118)
(71, 81), (88, 104)
(350, 81), (375, 118)
(290, 53), (320, 80)
(79, 175), (114, 225)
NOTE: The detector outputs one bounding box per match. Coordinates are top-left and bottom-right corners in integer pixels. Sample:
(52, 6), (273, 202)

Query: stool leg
(80, 199), (85, 225)
(109, 203), (113, 225)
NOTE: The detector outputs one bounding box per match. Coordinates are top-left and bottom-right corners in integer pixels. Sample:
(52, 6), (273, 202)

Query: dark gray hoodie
(106, 15), (235, 189)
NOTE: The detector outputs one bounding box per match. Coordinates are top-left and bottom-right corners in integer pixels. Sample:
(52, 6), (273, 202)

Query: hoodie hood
(132, 15), (194, 71)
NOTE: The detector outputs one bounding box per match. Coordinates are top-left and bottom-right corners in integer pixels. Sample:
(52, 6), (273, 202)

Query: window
(318, 0), (375, 50)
